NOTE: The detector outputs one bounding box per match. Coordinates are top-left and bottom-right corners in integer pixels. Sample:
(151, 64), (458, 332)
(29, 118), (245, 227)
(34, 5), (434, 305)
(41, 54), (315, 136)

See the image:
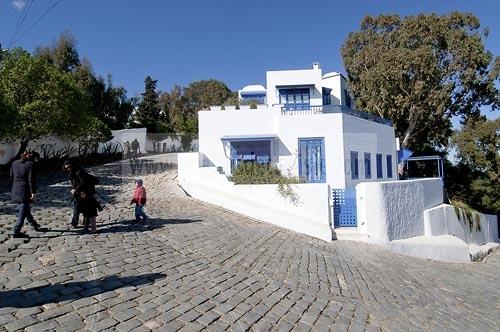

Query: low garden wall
(178, 152), (332, 241)
(356, 178), (443, 244)
(424, 204), (499, 245)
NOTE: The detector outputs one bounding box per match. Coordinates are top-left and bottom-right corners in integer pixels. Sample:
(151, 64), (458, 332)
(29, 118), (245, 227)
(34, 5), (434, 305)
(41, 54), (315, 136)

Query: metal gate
(332, 188), (357, 227)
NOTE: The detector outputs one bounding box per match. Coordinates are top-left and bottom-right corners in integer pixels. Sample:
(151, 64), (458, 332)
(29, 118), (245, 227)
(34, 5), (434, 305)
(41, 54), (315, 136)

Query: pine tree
(136, 76), (161, 132)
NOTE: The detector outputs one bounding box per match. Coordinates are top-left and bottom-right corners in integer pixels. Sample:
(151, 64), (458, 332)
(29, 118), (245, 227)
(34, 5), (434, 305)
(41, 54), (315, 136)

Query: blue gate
(332, 188), (357, 227)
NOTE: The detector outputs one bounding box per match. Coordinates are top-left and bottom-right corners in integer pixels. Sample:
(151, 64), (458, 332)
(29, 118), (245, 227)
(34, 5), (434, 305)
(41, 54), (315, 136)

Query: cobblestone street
(0, 156), (499, 331)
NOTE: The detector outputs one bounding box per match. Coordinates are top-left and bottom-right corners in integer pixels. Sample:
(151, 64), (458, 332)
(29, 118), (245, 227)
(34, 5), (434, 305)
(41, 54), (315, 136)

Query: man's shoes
(13, 232), (29, 238)
(33, 224), (46, 232)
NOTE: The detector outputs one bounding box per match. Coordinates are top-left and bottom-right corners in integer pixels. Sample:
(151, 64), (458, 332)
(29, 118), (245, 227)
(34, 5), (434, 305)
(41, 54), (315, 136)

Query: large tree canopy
(0, 49), (110, 158)
(341, 12), (499, 150)
(183, 79), (232, 112)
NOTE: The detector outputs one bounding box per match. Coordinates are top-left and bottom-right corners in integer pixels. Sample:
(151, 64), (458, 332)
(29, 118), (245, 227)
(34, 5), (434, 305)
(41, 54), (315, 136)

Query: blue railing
(281, 105), (392, 126)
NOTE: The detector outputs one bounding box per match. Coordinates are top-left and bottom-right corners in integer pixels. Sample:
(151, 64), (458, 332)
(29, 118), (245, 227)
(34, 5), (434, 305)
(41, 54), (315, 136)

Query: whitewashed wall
(278, 113), (346, 188)
(343, 115), (397, 188)
(198, 109), (278, 175)
(356, 178), (443, 243)
(101, 128), (147, 153)
(178, 152), (333, 241)
(0, 137), (80, 165)
(424, 204), (499, 245)
(266, 66), (323, 107)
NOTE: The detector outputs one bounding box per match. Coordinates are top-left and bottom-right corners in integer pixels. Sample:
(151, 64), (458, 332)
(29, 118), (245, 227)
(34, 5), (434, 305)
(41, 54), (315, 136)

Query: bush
(230, 163), (303, 203)
(231, 163), (283, 184)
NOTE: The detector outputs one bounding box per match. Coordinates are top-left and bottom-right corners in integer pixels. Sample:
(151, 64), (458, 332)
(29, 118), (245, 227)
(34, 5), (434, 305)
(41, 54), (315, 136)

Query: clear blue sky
(1, 0), (499, 107)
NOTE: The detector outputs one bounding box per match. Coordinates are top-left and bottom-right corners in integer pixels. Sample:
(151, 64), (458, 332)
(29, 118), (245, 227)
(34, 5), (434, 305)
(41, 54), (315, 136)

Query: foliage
(230, 163), (303, 202)
(34, 31), (80, 73)
(134, 76), (163, 132)
(74, 62), (134, 130)
(341, 12), (499, 150)
(35, 32), (133, 130)
(450, 199), (481, 232)
(183, 79), (232, 111)
(0, 50), (91, 143)
(448, 117), (500, 213)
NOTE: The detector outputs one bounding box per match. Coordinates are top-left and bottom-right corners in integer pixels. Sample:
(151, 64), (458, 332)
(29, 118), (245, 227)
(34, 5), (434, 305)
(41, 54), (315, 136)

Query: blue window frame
(298, 138), (325, 183)
(241, 94), (266, 104)
(376, 154), (383, 178)
(350, 151), (358, 179)
(322, 87), (332, 105)
(364, 152), (371, 179)
(280, 88), (310, 110)
(387, 155), (393, 178)
(344, 89), (352, 108)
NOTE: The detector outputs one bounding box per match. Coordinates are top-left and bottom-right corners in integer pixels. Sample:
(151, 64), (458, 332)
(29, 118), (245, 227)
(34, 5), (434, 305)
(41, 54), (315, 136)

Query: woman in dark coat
(10, 152), (41, 237)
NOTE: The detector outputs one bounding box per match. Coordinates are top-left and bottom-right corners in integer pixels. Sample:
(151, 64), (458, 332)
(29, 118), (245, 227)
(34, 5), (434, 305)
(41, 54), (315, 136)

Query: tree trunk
(11, 138), (29, 163)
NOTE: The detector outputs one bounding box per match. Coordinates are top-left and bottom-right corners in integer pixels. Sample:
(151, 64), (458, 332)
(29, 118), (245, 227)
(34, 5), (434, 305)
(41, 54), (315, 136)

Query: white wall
(178, 152), (333, 241)
(278, 113), (346, 188)
(104, 128), (147, 153)
(424, 204), (499, 245)
(266, 67), (323, 107)
(342, 115), (397, 188)
(198, 109), (278, 174)
(1, 137), (80, 164)
(356, 178), (443, 243)
(199, 107), (397, 191)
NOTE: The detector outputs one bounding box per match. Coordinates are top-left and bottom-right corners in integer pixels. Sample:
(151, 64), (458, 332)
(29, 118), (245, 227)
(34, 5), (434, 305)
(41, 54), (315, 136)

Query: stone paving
(0, 155), (499, 331)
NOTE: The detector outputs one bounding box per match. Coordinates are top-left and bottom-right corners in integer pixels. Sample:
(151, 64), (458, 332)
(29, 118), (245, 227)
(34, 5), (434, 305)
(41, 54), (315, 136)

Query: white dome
(322, 72), (340, 79)
(240, 85), (266, 93)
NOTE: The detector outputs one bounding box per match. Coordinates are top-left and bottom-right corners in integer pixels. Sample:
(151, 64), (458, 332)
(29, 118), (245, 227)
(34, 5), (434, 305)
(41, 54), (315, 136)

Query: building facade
(199, 63), (397, 190)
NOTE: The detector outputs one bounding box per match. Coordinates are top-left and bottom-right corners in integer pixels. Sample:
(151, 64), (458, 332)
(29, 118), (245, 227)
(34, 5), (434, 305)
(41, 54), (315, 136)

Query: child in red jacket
(131, 178), (148, 222)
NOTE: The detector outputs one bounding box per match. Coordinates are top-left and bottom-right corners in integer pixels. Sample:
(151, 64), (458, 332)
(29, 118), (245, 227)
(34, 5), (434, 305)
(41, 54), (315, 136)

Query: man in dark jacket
(63, 160), (96, 227)
(11, 152), (41, 237)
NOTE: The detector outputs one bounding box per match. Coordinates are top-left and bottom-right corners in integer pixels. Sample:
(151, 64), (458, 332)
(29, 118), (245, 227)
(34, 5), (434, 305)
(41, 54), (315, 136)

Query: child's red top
(132, 186), (146, 205)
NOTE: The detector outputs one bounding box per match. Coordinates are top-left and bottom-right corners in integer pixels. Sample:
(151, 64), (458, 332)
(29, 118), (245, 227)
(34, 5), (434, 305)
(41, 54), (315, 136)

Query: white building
(201, 63), (397, 190)
(178, 62), (498, 262)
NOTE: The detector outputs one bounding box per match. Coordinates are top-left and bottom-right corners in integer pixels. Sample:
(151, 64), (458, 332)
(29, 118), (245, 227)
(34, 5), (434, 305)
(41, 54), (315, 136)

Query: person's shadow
(0, 273), (166, 308)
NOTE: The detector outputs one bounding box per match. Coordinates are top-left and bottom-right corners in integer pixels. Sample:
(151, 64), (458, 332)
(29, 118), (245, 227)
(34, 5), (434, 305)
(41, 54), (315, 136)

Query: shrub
(230, 163), (303, 203)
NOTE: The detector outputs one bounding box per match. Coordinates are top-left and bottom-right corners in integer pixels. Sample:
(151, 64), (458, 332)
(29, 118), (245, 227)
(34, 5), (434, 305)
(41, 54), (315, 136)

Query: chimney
(312, 62), (320, 70)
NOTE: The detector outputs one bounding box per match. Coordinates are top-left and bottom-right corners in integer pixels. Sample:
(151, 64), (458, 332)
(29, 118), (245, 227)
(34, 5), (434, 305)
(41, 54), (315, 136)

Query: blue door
(298, 138), (325, 183)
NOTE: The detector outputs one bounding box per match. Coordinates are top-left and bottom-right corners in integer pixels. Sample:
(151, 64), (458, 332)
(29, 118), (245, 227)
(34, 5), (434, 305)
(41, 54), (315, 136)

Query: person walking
(131, 138), (140, 158)
(79, 190), (103, 234)
(63, 160), (98, 228)
(130, 178), (148, 222)
(10, 151), (42, 238)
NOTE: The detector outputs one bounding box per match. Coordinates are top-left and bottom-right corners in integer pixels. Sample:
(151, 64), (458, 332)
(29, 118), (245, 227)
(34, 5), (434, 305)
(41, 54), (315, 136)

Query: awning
(221, 134), (278, 143)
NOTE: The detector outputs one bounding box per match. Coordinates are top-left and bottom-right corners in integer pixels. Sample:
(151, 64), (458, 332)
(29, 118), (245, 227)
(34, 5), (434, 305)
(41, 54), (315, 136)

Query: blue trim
(387, 155), (393, 178)
(376, 154), (383, 179)
(350, 151), (359, 179)
(298, 138), (326, 183)
(332, 188), (357, 227)
(364, 152), (371, 179)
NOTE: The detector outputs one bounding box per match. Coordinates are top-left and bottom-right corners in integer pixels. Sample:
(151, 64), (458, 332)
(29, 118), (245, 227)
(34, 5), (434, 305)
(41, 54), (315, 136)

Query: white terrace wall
(178, 152), (332, 241)
(356, 178), (443, 244)
(0, 137), (80, 165)
(424, 204), (499, 245)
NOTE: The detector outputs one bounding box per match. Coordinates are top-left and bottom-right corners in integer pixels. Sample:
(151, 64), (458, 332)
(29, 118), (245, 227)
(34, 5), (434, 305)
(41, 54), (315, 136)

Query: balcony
(280, 105), (392, 126)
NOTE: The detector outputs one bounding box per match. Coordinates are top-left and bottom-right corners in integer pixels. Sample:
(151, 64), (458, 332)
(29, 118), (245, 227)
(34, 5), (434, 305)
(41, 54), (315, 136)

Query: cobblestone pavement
(0, 156), (499, 331)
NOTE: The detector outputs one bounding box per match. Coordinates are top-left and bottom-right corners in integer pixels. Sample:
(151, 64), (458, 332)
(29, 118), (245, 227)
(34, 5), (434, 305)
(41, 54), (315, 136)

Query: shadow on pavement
(97, 218), (203, 234)
(0, 273), (166, 308)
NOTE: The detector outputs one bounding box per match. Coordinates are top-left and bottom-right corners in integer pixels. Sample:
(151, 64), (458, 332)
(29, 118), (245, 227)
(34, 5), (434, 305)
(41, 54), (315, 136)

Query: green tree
(341, 12), (499, 151)
(159, 85), (188, 133)
(135, 76), (162, 132)
(451, 117), (499, 213)
(34, 31), (80, 73)
(183, 79), (232, 112)
(0, 49), (109, 159)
